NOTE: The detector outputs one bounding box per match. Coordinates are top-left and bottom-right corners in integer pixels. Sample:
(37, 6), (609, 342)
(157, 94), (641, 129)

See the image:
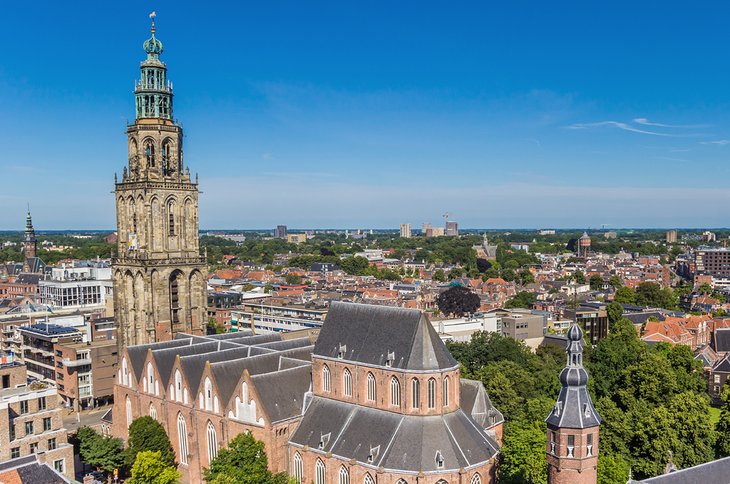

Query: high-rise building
(400, 223), (412, 238)
(446, 220), (459, 236)
(275, 225), (288, 238)
(666, 229), (677, 244)
(546, 323), (601, 483)
(113, 17), (207, 350)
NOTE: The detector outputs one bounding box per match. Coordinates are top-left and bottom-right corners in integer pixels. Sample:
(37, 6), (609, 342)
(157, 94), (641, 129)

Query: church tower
(545, 322), (601, 484)
(23, 207), (37, 261)
(113, 15), (207, 350)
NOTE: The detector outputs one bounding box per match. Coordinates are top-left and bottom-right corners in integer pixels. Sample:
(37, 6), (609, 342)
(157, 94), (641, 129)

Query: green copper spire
(134, 12), (173, 120)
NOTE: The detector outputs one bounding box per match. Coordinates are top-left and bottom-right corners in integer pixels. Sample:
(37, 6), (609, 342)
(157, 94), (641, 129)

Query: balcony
(62, 358), (92, 368)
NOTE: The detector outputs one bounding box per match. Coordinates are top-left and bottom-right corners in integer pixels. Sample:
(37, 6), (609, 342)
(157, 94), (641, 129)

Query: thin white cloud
(700, 140), (730, 145)
(567, 121), (680, 137)
(633, 118), (706, 128)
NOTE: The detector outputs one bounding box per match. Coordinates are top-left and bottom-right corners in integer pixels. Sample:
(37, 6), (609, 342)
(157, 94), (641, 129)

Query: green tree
(125, 416), (176, 467)
(77, 426), (126, 474)
(597, 453), (630, 484)
(698, 283), (713, 295)
(589, 274), (604, 291)
(716, 386), (730, 457)
(128, 451), (180, 484)
(573, 270), (586, 284)
(519, 269), (535, 285)
(609, 275), (623, 288)
(504, 291), (537, 309)
(433, 269), (447, 282)
(203, 432), (289, 484)
(284, 273), (302, 285)
(606, 301), (623, 325)
(614, 286), (637, 305)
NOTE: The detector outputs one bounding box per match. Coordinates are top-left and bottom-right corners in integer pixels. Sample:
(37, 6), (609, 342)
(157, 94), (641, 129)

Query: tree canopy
(203, 432), (289, 484)
(436, 285), (480, 317)
(128, 451), (180, 484)
(77, 426), (126, 475)
(125, 416), (177, 467)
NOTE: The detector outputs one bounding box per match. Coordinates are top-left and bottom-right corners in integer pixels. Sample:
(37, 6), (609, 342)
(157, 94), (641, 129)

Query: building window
(43, 417), (52, 431)
(587, 433), (594, 457)
(168, 202), (175, 235)
(126, 396), (132, 429)
(207, 421), (218, 463)
(339, 466), (350, 484)
(343, 368), (352, 397)
(25, 421), (33, 436)
(175, 370), (182, 402)
(412, 378), (420, 408)
(390, 377), (401, 407)
(322, 364), (331, 393)
(364, 474), (375, 484)
(10, 447), (19, 459)
(204, 377), (213, 411)
(145, 141), (155, 167)
(29, 442), (38, 454)
(367, 372), (376, 402)
(20, 400), (28, 414)
(54, 459), (64, 474)
(149, 403), (157, 420)
(715, 374), (721, 384)
(428, 378), (436, 409)
(443, 376), (449, 407)
(435, 451), (444, 469)
(315, 458), (326, 484)
(470, 475), (482, 484)
(9, 423), (15, 441)
(177, 413), (188, 465)
(293, 452), (303, 484)
(48, 438), (57, 450)
(38, 397), (46, 410)
(550, 431), (556, 454)
(567, 434), (575, 458)
(147, 363), (154, 393)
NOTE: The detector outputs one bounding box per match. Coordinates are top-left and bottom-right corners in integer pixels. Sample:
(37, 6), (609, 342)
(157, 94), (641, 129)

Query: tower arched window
(443, 376), (450, 407)
(177, 413), (188, 465)
(322, 364), (331, 393)
(411, 378), (420, 409)
(293, 452), (303, 484)
(168, 201), (175, 235)
(339, 465), (350, 484)
(367, 372), (376, 402)
(315, 458), (326, 484)
(343, 368), (352, 397)
(390, 377), (401, 407)
(162, 140), (173, 175)
(428, 378), (436, 409)
(144, 141), (155, 167)
(206, 421), (218, 463)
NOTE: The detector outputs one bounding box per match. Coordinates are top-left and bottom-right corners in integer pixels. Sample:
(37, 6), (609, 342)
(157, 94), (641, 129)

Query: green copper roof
(143, 20), (163, 57)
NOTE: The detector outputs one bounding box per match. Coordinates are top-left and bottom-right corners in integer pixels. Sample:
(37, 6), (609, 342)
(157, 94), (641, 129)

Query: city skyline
(4, 2), (730, 229)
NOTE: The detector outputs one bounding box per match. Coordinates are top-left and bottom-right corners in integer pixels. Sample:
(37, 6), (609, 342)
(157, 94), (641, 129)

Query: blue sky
(2, 1), (730, 230)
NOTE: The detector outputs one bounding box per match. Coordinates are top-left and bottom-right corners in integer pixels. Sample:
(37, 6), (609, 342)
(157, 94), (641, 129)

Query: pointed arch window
(149, 403), (157, 420)
(168, 201), (175, 235)
(293, 452), (303, 484)
(390, 377), (400, 407)
(144, 141), (155, 167)
(411, 378), (420, 409)
(367, 372), (376, 402)
(428, 378), (436, 409)
(339, 466), (350, 484)
(315, 458), (326, 484)
(204, 377), (213, 411)
(122, 357), (129, 386)
(147, 363), (154, 393)
(125, 396), (132, 429)
(363, 474), (375, 484)
(443, 376), (450, 407)
(322, 364), (331, 393)
(470, 474), (482, 484)
(177, 413), (188, 465)
(206, 421), (218, 463)
(175, 370), (182, 402)
(343, 368), (352, 397)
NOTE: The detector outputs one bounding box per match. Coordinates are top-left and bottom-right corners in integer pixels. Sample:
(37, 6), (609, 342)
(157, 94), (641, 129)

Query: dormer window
(319, 432), (331, 450)
(554, 401), (562, 416)
(386, 351), (395, 367)
(435, 451), (444, 469)
(583, 403), (591, 418)
(338, 344), (347, 359)
(367, 445), (380, 464)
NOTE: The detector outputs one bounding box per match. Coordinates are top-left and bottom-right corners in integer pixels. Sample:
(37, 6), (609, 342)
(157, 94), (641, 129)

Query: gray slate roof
(460, 378), (504, 429)
(631, 456), (730, 483)
(314, 302), (458, 371)
(289, 396), (499, 473)
(714, 328), (730, 353)
(251, 364), (311, 423)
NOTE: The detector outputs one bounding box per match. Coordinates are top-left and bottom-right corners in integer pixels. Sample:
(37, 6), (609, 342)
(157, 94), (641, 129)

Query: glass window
(322, 365), (331, 393)
(412, 378), (420, 408)
(54, 459), (64, 474)
(10, 447), (20, 459)
(38, 397), (46, 410)
(367, 373), (376, 402)
(19, 400), (28, 414)
(567, 434), (575, 457)
(25, 421), (33, 436)
(29, 442), (38, 454)
(43, 417), (52, 431)
(48, 438), (57, 450)
(428, 378), (436, 409)
(390, 377), (401, 407)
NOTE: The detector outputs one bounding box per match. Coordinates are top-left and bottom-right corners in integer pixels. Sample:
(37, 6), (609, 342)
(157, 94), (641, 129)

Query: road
(62, 406), (110, 433)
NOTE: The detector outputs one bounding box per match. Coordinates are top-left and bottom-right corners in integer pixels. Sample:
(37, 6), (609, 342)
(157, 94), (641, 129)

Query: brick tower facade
(113, 15), (207, 351)
(545, 322), (601, 484)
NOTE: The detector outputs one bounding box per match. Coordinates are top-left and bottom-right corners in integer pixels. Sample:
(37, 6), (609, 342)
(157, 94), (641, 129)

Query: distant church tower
(113, 15), (207, 350)
(23, 207), (38, 272)
(546, 322), (601, 484)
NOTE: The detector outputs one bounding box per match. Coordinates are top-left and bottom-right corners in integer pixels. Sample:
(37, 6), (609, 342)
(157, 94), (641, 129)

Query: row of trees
(76, 417), (288, 483)
(446, 305), (726, 482)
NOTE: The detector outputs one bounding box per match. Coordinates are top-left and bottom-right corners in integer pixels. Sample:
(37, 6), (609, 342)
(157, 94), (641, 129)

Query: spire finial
(149, 11), (156, 35)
